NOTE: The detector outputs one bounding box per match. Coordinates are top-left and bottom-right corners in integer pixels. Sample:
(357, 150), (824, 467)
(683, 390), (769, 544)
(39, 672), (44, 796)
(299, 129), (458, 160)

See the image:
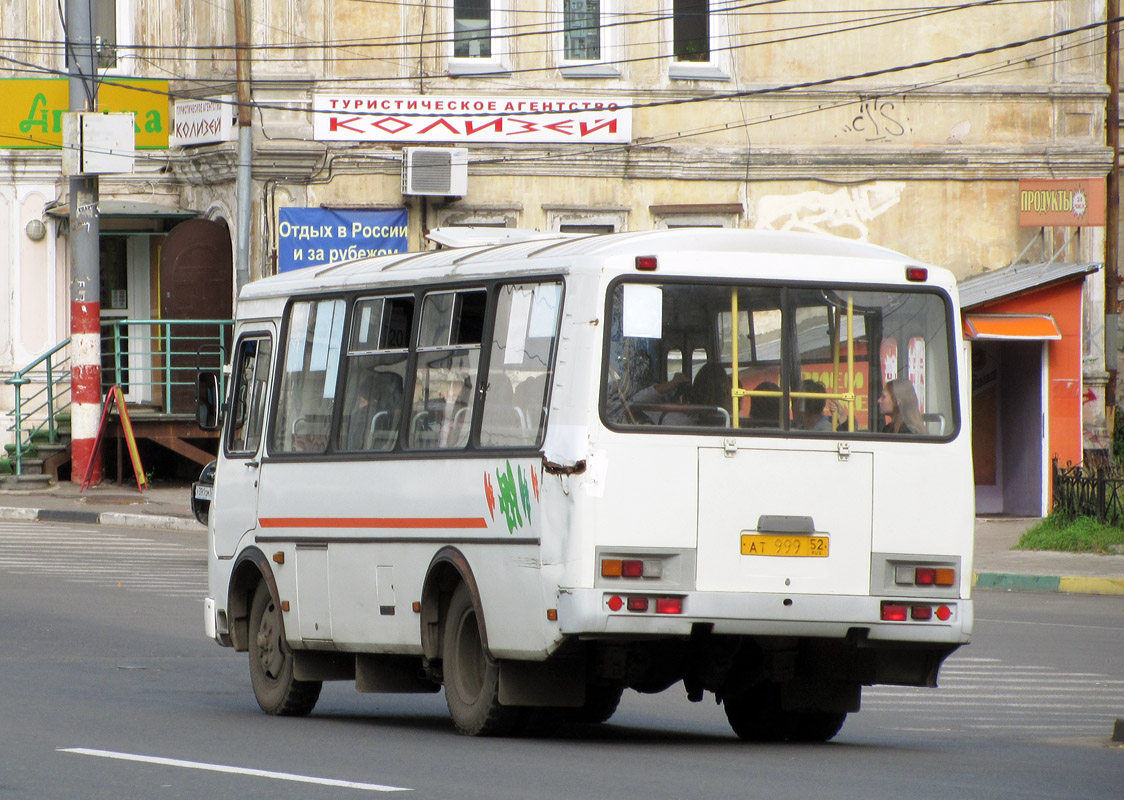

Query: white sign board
(313, 95), (632, 144)
(172, 97), (233, 147)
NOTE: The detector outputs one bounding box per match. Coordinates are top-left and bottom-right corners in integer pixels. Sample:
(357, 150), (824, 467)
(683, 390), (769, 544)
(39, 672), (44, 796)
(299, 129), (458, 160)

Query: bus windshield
(603, 280), (957, 437)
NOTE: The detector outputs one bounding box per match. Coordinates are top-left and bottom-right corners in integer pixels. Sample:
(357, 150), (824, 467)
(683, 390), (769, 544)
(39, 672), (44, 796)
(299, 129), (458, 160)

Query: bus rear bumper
(556, 588), (973, 645)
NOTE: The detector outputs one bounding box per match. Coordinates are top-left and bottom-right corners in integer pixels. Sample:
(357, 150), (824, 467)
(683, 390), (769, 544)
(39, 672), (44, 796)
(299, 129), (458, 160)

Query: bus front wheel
(442, 583), (521, 736)
(248, 581), (322, 716)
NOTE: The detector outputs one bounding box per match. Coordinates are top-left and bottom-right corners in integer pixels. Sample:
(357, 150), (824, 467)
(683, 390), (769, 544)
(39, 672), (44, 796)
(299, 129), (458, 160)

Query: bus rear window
(604, 281), (956, 437)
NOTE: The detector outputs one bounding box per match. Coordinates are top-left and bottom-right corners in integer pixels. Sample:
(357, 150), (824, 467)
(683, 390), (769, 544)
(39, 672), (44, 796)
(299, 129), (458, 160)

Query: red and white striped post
(70, 293), (102, 486)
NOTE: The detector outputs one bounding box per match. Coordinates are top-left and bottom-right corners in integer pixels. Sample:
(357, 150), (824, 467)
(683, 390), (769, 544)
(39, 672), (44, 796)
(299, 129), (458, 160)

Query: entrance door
(972, 342), (1045, 516)
(159, 219), (233, 412)
(212, 329), (274, 559)
(99, 235), (151, 404)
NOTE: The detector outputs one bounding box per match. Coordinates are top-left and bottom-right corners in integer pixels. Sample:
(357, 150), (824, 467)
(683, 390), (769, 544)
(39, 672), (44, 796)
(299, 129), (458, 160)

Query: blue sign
(277, 208), (408, 272)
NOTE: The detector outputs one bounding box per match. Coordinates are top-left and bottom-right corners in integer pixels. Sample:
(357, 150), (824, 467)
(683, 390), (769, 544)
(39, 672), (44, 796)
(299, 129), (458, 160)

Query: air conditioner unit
(402, 147), (468, 196)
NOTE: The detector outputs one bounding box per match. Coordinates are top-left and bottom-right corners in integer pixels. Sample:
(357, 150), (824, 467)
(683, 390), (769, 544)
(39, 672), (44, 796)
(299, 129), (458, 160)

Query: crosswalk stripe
(863, 654), (1122, 737)
(0, 520), (206, 600)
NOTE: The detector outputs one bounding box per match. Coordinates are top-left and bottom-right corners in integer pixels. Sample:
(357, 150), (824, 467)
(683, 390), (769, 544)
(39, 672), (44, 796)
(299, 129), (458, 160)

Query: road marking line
(58, 748), (411, 793)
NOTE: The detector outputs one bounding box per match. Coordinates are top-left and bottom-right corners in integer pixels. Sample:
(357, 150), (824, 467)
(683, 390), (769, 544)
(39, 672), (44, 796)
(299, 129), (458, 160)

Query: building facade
(0, 1), (1115, 511)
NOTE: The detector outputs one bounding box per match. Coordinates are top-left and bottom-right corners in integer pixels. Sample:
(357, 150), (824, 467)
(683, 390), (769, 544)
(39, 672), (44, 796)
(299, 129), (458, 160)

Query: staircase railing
(4, 338), (72, 476)
(5, 319), (233, 476)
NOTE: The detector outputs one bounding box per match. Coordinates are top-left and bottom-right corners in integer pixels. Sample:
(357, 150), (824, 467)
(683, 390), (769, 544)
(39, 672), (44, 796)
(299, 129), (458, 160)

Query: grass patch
(1016, 514), (1124, 554)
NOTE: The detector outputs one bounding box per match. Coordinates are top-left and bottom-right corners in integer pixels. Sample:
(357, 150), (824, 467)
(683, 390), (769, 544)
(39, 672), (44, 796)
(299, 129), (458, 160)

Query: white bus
(196, 228), (974, 741)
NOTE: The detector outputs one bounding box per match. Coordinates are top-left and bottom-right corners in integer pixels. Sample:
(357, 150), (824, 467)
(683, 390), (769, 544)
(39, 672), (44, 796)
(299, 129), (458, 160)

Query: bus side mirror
(196, 371), (222, 431)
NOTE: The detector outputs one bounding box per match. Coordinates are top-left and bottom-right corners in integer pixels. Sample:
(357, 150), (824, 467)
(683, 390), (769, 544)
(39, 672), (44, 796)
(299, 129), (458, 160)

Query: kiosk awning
(962, 313), (1061, 341)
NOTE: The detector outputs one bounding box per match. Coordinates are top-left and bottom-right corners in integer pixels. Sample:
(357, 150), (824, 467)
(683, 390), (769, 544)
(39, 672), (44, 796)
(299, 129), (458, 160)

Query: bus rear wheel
(442, 583), (521, 736)
(248, 581), (322, 716)
(723, 683), (846, 743)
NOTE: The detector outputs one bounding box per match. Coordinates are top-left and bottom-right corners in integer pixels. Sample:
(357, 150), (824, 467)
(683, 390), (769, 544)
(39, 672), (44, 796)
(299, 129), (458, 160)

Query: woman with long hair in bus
(879, 378), (925, 434)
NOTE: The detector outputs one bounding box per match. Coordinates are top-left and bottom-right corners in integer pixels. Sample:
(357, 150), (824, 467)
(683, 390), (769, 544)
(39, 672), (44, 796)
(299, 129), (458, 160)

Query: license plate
(741, 534), (829, 557)
(194, 483), (213, 502)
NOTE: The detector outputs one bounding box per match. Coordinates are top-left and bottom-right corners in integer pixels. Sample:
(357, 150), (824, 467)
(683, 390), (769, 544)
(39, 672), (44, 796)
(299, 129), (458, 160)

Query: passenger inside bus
(792, 379), (834, 431)
(746, 381), (781, 428)
(879, 378), (925, 434)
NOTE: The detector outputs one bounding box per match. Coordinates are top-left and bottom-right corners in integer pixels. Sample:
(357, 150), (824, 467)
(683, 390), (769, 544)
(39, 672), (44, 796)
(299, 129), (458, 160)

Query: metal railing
(5, 319), (232, 476)
(1052, 458), (1124, 526)
(3, 339), (72, 476)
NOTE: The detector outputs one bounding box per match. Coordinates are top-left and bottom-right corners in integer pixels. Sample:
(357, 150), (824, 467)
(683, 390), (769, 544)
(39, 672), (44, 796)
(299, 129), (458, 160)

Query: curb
(0, 506), (202, 532)
(973, 572), (1124, 596)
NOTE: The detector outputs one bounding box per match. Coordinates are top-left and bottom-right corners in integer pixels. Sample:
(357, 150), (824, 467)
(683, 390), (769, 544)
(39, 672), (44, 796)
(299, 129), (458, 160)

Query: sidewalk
(2, 482), (1123, 596)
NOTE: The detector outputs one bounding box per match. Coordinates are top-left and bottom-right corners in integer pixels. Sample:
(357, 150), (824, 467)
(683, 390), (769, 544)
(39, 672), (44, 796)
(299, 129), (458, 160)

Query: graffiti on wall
(840, 98), (912, 142)
(753, 182), (906, 241)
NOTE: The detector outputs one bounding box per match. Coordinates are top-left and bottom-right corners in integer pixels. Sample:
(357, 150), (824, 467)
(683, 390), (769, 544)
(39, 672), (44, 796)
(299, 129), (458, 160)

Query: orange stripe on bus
(258, 517), (489, 529)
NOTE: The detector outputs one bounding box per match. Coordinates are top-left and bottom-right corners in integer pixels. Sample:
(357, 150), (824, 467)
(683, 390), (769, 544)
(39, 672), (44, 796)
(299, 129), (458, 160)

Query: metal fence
(4, 319), (232, 476)
(1052, 458), (1124, 526)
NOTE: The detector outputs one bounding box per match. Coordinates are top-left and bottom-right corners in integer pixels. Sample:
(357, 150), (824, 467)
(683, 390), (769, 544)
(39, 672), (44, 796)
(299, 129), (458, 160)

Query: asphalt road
(0, 519), (1120, 800)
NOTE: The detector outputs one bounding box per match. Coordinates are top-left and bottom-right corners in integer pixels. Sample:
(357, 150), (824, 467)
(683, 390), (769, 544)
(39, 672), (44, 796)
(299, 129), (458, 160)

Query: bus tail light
(627, 596), (649, 612)
(894, 564), (957, 588)
(601, 557), (664, 579)
(906, 266), (928, 282)
(881, 603), (908, 621)
(605, 595), (684, 615)
(882, 601), (955, 622)
(636, 255), (657, 271)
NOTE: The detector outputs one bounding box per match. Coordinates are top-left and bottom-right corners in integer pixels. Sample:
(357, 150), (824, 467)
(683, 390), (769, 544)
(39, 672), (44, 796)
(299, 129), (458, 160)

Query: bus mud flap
(498, 658), (585, 707)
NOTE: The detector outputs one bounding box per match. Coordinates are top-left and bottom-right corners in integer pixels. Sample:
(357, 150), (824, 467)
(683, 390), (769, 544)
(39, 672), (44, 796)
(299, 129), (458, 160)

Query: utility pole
(234, 0), (252, 291)
(67, 0), (102, 486)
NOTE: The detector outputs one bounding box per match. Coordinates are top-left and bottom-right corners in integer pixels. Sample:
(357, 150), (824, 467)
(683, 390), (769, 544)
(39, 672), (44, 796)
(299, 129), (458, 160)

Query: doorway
(972, 340), (1046, 516)
(99, 235), (152, 404)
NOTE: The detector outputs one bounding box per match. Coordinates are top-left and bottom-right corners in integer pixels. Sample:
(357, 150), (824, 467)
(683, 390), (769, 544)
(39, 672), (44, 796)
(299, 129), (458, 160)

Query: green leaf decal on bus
(496, 461), (524, 533)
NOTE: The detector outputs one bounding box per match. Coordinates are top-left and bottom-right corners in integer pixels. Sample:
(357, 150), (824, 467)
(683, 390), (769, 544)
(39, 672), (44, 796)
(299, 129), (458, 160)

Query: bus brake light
(881, 603), (908, 621)
(656, 597), (683, 614)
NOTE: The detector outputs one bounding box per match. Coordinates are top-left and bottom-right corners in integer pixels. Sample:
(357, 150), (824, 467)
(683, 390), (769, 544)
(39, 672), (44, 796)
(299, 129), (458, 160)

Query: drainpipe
(234, 0), (252, 291)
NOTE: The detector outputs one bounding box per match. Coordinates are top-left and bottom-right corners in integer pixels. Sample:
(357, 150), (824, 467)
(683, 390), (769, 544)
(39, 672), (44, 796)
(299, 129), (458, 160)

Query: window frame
(449, 0), (511, 76)
(263, 276), (567, 462)
(599, 275), (961, 440)
(225, 334), (274, 457)
(666, 0), (732, 82)
(554, 0), (622, 77)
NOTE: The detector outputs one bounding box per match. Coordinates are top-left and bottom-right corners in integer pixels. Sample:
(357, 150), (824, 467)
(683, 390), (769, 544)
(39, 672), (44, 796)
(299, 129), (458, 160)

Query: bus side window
(270, 299), (345, 454)
(227, 336), (273, 454)
(336, 296), (413, 452)
(408, 289), (486, 450)
(479, 281), (562, 448)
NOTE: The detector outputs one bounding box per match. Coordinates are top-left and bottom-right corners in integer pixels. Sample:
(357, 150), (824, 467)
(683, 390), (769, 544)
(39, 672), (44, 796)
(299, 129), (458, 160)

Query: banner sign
(1, 79), (169, 149)
(172, 97), (233, 147)
(313, 95), (632, 144)
(278, 208), (408, 272)
(1018, 178), (1105, 227)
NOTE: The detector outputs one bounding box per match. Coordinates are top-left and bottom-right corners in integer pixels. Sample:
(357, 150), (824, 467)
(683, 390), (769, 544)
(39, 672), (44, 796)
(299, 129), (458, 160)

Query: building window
(564, 0), (600, 61)
(674, 0), (708, 63)
(454, 0), (492, 59)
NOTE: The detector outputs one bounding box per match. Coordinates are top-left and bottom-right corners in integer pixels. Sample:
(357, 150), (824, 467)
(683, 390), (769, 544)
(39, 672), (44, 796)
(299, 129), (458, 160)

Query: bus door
(695, 284), (877, 596)
(695, 445), (873, 596)
(212, 326), (275, 559)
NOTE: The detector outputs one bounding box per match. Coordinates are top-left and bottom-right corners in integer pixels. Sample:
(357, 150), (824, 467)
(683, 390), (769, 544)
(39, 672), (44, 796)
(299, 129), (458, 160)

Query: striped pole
(70, 292), (102, 486)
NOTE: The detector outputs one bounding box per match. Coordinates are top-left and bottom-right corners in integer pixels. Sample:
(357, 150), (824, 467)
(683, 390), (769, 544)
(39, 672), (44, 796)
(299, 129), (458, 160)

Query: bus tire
(783, 711), (847, 742)
(442, 583), (521, 736)
(248, 581), (322, 716)
(566, 684), (624, 725)
(723, 683), (785, 742)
